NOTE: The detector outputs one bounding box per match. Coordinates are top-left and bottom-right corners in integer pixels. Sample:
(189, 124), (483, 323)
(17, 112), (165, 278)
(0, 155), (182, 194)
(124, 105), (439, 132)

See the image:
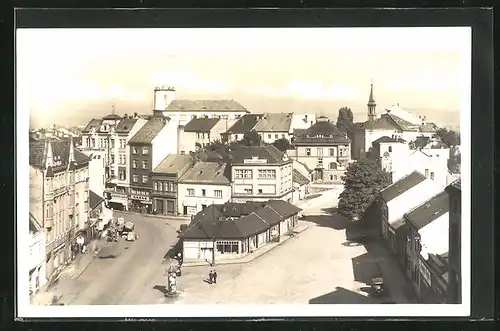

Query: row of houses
(28, 137), (113, 298)
(373, 172), (462, 303)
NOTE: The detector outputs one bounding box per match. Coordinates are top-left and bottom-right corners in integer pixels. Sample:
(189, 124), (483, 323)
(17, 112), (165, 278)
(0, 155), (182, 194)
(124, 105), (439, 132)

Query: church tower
(367, 81), (377, 121)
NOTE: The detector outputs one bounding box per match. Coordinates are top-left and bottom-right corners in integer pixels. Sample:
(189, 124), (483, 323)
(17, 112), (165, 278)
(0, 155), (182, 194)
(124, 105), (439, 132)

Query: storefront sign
(130, 195), (150, 201)
(244, 157), (267, 164)
(419, 259), (431, 286)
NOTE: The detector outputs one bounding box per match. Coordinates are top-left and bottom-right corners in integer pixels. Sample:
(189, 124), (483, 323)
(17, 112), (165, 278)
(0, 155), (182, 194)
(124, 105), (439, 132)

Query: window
(258, 169), (276, 179)
(142, 147), (149, 155)
(334, 175), (338, 181)
(202, 189), (206, 197)
(388, 146), (393, 153)
(275, 134), (278, 139)
(110, 154), (115, 164)
(75, 193), (79, 206)
(268, 134), (271, 139)
(133, 175), (139, 183)
(244, 188), (252, 194)
(187, 189), (195, 196)
(282, 134), (285, 138)
(215, 190), (222, 198)
(317, 148), (323, 157)
(120, 139), (126, 149)
(318, 158), (323, 166)
(216, 240), (239, 254)
(111, 139), (115, 148)
(425, 169), (429, 177)
(133, 160), (138, 169)
(235, 169), (253, 179)
(132, 147), (138, 154)
(258, 188), (263, 194)
(329, 162), (337, 170)
(119, 171), (126, 181)
(329, 175), (333, 180)
(142, 175), (148, 183)
(430, 172), (435, 180)
(142, 160), (148, 169)
(306, 148), (311, 156)
(158, 182), (163, 191)
(91, 138), (96, 148)
(154, 182), (158, 191)
(329, 148), (335, 156)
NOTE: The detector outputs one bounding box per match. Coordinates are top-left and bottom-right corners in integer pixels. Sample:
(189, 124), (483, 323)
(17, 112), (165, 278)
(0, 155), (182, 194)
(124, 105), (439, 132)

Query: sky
(16, 27), (470, 129)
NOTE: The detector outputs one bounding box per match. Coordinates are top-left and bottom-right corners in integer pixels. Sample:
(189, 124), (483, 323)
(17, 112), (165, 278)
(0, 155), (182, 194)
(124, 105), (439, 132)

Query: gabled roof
(293, 169), (310, 186)
(116, 118), (138, 133)
(179, 162), (230, 185)
(128, 118), (166, 144)
(373, 136), (399, 144)
(405, 191), (449, 230)
(183, 118), (220, 133)
(229, 145), (290, 165)
(89, 190), (104, 210)
(29, 212), (42, 233)
(382, 113), (419, 131)
(226, 114), (262, 134)
(82, 119), (103, 133)
(165, 99), (249, 112)
(293, 120), (351, 145)
(380, 171), (427, 202)
(179, 200), (301, 240)
(253, 113), (293, 132)
(152, 154), (192, 175)
(29, 139), (90, 171)
(419, 122), (439, 133)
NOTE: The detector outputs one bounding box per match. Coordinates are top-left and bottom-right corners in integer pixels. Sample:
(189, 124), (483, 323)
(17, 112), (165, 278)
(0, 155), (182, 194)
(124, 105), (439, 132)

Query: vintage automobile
(126, 231), (138, 241)
(371, 277), (385, 297)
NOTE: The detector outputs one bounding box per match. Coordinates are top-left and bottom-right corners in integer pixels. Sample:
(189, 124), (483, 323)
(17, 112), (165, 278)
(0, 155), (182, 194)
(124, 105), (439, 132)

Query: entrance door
(156, 199), (164, 214)
(316, 169), (324, 180)
(183, 206), (188, 215)
(167, 200), (175, 214)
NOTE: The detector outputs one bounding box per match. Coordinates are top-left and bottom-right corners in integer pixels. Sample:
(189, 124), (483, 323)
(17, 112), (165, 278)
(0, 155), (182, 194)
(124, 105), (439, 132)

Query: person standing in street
(208, 270), (213, 284)
(213, 270), (218, 284)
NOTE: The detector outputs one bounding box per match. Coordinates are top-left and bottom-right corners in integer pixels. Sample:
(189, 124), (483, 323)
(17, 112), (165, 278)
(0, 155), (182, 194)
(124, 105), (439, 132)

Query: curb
(182, 225), (310, 268)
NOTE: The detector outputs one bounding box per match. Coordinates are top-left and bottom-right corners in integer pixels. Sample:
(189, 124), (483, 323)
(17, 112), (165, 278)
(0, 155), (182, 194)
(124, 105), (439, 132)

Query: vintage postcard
(17, 26), (470, 318)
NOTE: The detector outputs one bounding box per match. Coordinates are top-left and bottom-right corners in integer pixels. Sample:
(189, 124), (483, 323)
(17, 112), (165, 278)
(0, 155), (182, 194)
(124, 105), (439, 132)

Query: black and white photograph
(17, 22), (472, 318)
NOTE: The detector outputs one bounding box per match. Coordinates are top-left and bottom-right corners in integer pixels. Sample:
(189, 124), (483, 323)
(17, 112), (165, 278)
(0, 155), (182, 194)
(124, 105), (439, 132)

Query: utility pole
(211, 202), (216, 266)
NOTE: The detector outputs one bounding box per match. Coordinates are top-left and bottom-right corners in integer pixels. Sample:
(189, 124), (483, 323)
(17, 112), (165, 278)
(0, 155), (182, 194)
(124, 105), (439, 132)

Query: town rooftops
(82, 119), (103, 133)
(419, 122), (439, 133)
(404, 191), (449, 230)
(115, 118), (138, 133)
(229, 145), (291, 165)
(372, 136), (399, 144)
(179, 200), (302, 240)
(183, 118), (220, 133)
(293, 168), (310, 186)
(128, 118), (167, 144)
(89, 190), (105, 210)
(253, 112), (293, 132)
(383, 113), (419, 131)
(226, 114), (262, 134)
(380, 171), (427, 202)
(165, 99), (249, 112)
(29, 139), (90, 171)
(179, 161), (230, 185)
(152, 154), (192, 175)
(293, 119), (351, 145)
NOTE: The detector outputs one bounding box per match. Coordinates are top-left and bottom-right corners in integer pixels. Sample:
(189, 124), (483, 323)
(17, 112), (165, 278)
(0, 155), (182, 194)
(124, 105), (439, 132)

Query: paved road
(69, 212), (186, 305)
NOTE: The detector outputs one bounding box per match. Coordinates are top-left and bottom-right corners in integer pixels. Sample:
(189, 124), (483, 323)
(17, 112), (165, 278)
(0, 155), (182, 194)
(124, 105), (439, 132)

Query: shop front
(129, 193), (152, 213)
(182, 202), (198, 216)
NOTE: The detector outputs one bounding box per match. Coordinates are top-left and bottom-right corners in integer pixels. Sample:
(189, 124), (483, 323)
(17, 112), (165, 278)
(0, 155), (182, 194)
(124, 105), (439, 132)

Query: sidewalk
(182, 222), (310, 267)
(365, 241), (418, 303)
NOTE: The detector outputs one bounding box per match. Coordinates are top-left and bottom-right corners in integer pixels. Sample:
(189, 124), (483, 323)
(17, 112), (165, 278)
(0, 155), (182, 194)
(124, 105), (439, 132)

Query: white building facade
(29, 213), (46, 297)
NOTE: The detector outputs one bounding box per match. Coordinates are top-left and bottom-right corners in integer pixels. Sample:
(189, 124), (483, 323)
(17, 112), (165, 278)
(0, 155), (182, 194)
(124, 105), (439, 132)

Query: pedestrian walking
(208, 270), (214, 284)
(213, 270), (218, 284)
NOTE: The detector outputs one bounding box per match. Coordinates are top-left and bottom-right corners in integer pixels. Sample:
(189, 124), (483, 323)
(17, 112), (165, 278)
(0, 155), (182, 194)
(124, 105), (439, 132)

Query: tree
(336, 107), (354, 138)
(338, 157), (391, 221)
(272, 138), (294, 152)
(241, 130), (262, 146)
(437, 128), (460, 147)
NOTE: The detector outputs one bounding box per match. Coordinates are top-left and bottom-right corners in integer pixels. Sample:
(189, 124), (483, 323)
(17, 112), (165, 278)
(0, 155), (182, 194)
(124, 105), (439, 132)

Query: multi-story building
(223, 113), (263, 142)
(128, 117), (179, 211)
(253, 112), (293, 144)
(401, 191), (449, 302)
(179, 161), (232, 216)
(178, 118), (237, 154)
(229, 145), (293, 203)
(378, 171), (444, 254)
(445, 179), (461, 303)
(371, 136), (450, 188)
(290, 116), (351, 184)
(151, 154), (192, 216)
(28, 213), (45, 297)
(151, 86), (249, 126)
(81, 114), (148, 210)
(29, 137), (90, 279)
(351, 84), (439, 159)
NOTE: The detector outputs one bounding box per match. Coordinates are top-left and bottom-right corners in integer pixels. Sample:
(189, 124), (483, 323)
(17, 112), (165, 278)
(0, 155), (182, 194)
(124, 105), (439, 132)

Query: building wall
(419, 213), (449, 258)
(178, 183), (231, 215)
(211, 119), (236, 142)
(231, 162), (293, 201)
(448, 188), (461, 303)
(258, 131), (291, 144)
(151, 121), (179, 169)
(294, 144), (350, 183)
(177, 129), (197, 154)
(29, 166), (44, 226)
(157, 111), (248, 126)
(87, 155), (106, 195)
(29, 229), (46, 293)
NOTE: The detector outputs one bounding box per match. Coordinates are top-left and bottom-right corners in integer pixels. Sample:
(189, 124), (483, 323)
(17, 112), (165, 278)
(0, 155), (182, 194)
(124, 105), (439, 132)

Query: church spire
(367, 80), (377, 121)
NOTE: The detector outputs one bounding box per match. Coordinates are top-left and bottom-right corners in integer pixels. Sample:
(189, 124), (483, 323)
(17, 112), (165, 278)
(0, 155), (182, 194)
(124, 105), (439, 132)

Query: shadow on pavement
(309, 287), (375, 304)
(304, 193), (322, 200)
(98, 254), (117, 259)
(351, 252), (382, 285)
(153, 285), (168, 295)
(304, 212), (349, 230)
